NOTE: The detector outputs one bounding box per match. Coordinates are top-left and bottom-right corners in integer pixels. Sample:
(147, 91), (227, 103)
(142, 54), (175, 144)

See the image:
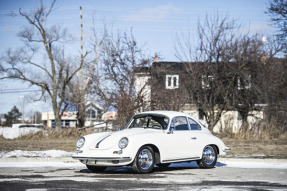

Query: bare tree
(176, 13), (286, 134)
(93, 31), (150, 129)
(266, 0), (287, 41)
(175, 13), (240, 130)
(0, 1), (86, 130)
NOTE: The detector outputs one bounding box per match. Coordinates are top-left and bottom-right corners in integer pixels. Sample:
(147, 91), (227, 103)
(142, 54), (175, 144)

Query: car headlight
(76, 137), (85, 149)
(118, 137), (129, 149)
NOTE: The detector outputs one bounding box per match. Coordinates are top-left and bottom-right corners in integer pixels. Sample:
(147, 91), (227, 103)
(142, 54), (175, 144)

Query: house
(135, 57), (269, 133)
(42, 111), (77, 128)
(42, 101), (116, 128)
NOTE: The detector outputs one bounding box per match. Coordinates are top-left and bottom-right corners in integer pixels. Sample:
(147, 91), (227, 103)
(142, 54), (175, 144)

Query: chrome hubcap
(138, 149), (153, 170)
(203, 146), (215, 165)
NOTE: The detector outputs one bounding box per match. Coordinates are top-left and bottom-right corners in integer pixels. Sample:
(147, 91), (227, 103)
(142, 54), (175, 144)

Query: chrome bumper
(72, 156), (132, 161)
(72, 156), (132, 166)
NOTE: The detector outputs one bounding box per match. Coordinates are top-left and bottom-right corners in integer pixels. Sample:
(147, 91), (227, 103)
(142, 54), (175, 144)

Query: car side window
(172, 117), (189, 131)
(148, 119), (162, 129)
(188, 118), (201, 130)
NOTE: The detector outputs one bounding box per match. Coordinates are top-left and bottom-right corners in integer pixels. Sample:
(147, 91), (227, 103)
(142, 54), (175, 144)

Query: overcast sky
(0, 0), (274, 115)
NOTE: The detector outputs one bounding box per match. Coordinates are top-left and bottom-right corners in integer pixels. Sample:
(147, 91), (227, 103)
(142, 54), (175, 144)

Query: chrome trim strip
(162, 157), (200, 163)
(72, 156), (132, 161)
(96, 134), (111, 148)
(223, 147), (231, 152)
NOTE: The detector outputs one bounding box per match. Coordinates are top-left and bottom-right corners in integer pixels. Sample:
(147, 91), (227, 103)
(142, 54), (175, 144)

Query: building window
(65, 120), (70, 127)
(86, 109), (96, 119)
(238, 75), (251, 90)
(166, 75), (179, 89)
(201, 75), (214, 89)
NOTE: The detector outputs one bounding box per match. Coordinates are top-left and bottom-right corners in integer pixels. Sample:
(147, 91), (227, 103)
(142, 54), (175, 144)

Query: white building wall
(135, 74), (151, 112)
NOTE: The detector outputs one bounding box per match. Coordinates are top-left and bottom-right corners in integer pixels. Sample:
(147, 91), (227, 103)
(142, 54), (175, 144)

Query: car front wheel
(132, 146), (155, 173)
(86, 165), (107, 173)
(197, 145), (217, 169)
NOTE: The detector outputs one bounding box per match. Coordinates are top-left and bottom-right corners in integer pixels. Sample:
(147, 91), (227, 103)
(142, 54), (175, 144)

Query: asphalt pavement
(0, 158), (286, 190)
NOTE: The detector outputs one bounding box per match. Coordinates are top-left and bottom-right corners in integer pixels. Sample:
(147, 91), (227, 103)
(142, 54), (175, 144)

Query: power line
(0, 89), (42, 94)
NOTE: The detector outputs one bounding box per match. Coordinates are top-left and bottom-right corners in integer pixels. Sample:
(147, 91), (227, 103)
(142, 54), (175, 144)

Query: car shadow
(215, 162), (227, 167)
(75, 161), (227, 175)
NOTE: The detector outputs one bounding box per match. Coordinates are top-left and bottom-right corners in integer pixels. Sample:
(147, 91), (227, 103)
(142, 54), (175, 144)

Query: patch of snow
(0, 151), (7, 158)
(222, 161), (287, 169)
(0, 150), (74, 158)
(228, 154), (267, 158)
(0, 162), (85, 168)
(0, 127), (42, 139)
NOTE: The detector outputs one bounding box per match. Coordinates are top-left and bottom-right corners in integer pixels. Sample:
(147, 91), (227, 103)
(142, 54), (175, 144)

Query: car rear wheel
(86, 165), (107, 173)
(197, 145), (217, 169)
(132, 146), (155, 173)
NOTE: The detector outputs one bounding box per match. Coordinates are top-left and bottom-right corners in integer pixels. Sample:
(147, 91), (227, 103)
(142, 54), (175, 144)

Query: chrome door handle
(191, 137), (197, 140)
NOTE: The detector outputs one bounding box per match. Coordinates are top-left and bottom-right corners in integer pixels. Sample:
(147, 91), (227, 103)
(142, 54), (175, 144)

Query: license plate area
(81, 160), (97, 165)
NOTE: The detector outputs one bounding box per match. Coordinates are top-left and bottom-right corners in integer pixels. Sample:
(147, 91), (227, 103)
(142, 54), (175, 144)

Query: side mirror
(168, 127), (174, 134)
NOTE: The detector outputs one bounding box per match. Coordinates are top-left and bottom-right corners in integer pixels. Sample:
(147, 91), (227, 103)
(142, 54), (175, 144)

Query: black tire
(132, 146), (155, 173)
(156, 163), (171, 168)
(86, 165), (107, 173)
(197, 145), (217, 169)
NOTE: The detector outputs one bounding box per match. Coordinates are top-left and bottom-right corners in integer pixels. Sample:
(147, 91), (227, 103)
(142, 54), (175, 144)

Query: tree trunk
(77, 99), (86, 128)
(54, 114), (62, 130)
(52, 101), (62, 130)
(239, 111), (249, 138)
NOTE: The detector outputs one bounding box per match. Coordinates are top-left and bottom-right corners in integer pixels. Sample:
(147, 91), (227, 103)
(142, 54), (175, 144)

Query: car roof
(136, 110), (192, 119)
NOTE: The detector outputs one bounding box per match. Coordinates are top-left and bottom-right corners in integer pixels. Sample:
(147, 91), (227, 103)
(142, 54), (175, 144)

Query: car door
(187, 117), (205, 157)
(161, 116), (198, 162)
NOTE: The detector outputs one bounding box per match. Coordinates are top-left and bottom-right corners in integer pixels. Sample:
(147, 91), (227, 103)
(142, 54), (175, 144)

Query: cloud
(240, 23), (273, 35)
(126, 4), (181, 22)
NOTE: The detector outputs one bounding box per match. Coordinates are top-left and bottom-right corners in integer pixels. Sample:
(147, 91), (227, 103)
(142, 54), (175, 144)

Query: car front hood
(88, 128), (161, 150)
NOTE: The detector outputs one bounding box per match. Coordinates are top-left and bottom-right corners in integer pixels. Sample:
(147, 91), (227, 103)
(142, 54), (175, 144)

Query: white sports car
(72, 111), (230, 173)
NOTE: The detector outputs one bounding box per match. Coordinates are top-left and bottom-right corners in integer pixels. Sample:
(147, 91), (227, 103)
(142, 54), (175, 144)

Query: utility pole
(80, 6), (84, 90)
(78, 6), (86, 128)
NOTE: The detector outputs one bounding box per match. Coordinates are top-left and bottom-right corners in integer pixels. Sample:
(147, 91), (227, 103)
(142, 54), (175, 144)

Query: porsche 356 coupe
(72, 111), (230, 173)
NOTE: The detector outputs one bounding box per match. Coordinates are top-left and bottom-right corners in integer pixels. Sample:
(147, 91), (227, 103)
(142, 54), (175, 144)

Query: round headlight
(118, 137), (129, 149)
(76, 137), (85, 149)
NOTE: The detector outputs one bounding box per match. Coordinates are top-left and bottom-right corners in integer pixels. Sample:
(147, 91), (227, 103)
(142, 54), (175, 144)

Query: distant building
(42, 101), (117, 128)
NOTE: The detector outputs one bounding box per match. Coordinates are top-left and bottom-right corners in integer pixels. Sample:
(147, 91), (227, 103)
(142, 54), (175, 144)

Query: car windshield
(127, 114), (169, 130)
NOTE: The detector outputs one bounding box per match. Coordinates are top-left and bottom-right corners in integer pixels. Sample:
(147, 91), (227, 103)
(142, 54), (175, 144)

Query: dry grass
(217, 118), (287, 140)
(0, 128), (94, 152)
(222, 138), (287, 159)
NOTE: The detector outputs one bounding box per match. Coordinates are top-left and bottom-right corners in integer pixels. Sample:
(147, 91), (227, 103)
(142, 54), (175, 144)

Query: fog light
(113, 150), (123, 155)
(112, 160), (119, 164)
